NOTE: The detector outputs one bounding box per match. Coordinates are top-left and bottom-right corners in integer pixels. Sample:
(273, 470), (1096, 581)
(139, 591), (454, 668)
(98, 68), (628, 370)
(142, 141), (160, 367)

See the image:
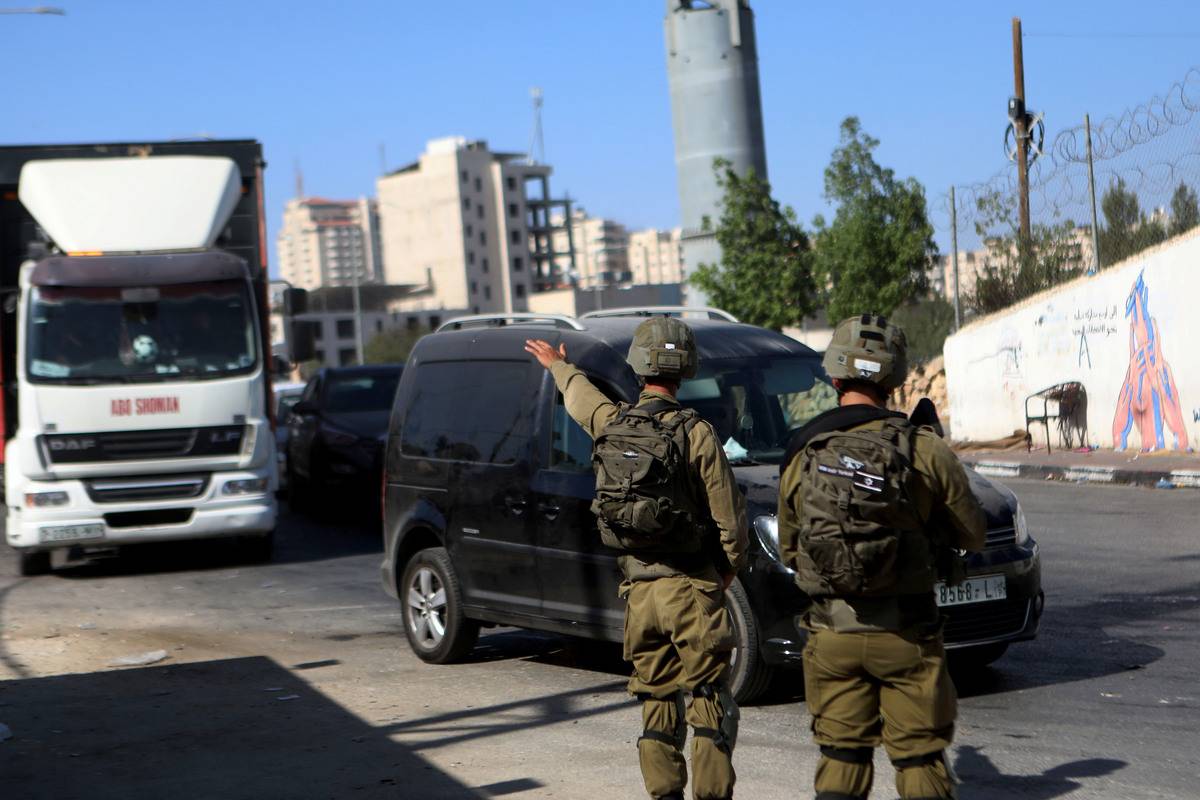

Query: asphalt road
(0, 479), (1196, 799)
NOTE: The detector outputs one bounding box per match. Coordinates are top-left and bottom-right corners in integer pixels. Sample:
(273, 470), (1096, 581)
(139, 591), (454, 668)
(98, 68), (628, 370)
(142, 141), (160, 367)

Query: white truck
(1, 141), (280, 575)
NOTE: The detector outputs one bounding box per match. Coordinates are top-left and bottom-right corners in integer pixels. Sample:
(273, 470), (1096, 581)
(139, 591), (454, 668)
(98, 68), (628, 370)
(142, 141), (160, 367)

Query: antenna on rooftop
(378, 142), (387, 175)
(293, 159), (304, 199)
(527, 87), (545, 165)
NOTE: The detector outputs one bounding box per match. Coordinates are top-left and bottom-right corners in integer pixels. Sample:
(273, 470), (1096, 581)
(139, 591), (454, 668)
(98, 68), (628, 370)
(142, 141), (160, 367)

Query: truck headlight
(25, 491), (69, 508)
(1015, 502), (1030, 546)
(223, 477), (269, 496)
(753, 514), (781, 561)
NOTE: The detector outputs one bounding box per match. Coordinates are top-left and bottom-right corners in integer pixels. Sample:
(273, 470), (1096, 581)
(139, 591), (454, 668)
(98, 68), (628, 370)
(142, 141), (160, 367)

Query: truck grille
(85, 474), (209, 504)
(985, 526), (1017, 548)
(40, 426), (245, 464)
(103, 508), (194, 528)
(944, 598), (1031, 644)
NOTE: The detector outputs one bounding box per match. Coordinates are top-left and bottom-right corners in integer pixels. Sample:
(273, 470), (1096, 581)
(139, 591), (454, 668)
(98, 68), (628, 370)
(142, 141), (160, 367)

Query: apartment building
(628, 227), (684, 286)
(277, 197), (382, 290)
(376, 137), (573, 314)
(550, 209), (629, 289)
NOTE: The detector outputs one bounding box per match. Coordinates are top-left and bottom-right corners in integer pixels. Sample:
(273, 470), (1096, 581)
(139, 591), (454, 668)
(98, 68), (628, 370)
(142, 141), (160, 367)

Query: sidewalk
(955, 444), (1200, 490)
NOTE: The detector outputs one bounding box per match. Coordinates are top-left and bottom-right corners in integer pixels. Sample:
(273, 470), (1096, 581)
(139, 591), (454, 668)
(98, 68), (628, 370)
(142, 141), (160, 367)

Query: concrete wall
(944, 229), (1200, 451)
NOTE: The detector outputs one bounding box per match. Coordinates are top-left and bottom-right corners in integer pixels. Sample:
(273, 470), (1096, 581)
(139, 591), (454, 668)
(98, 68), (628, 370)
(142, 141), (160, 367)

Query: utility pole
(1012, 17), (1031, 245)
(950, 186), (961, 331)
(1084, 113), (1102, 274)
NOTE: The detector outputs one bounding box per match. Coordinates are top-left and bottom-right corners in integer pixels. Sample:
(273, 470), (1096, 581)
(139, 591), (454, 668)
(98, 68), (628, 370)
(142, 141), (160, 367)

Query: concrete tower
(664, 0), (767, 305)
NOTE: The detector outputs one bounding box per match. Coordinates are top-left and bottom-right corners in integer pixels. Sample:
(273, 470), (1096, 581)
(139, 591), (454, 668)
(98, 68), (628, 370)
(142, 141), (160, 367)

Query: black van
(381, 310), (1043, 702)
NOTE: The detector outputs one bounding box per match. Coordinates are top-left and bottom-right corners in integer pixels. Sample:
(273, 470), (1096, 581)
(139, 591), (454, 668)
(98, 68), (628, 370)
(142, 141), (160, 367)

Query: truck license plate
(39, 524), (105, 544)
(935, 574), (1006, 607)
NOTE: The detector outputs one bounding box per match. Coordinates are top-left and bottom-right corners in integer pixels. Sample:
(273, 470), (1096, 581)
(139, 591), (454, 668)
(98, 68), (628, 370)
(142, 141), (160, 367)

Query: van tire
(18, 551), (52, 577)
(726, 579), (774, 704)
(399, 547), (479, 664)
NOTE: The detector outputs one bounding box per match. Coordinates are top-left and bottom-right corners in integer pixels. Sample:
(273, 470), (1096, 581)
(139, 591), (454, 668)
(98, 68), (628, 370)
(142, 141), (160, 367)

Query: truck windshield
(26, 280), (258, 384)
(677, 356), (839, 465)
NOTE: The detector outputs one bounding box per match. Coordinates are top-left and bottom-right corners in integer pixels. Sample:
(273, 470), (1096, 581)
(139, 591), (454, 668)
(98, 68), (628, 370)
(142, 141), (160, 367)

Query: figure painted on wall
(1112, 271), (1191, 451)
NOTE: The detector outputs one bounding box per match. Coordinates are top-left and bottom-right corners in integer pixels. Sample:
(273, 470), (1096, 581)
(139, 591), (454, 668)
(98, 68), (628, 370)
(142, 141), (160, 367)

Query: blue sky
(4, 1), (1199, 276)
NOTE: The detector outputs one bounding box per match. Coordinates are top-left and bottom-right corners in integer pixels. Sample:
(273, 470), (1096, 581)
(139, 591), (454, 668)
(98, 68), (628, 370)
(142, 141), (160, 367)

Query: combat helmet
(626, 316), (698, 380)
(822, 314), (907, 391)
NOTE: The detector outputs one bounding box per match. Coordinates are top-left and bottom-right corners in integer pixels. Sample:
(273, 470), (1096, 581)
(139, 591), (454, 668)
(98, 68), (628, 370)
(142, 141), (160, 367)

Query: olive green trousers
(623, 574), (738, 800)
(802, 627), (958, 799)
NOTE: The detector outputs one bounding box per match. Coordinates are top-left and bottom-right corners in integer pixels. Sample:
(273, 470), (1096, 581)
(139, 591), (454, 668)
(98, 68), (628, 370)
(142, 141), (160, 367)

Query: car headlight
(25, 491), (69, 508)
(223, 477), (270, 496)
(1014, 501), (1030, 546)
(753, 514), (781, 561)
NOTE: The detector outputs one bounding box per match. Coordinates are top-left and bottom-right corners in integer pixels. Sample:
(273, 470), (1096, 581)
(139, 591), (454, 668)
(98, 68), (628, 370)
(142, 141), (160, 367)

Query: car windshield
(677, 356), (838, 465)
(26, 280), (257, 384)
(323, 371), (401, 413)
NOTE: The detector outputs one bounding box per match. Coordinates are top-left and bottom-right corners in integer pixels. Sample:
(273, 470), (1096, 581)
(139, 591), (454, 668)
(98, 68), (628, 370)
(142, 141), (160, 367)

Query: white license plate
(39, 524), (105, 544)
(935, 574), (1006, 607)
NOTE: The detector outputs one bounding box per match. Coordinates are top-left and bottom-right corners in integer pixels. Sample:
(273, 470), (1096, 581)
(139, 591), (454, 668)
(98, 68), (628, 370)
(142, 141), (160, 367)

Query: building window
(471, 280), (478, 295)
(376, 320), (384, 333)
(429, 315), (441, 330)
(338, 347), (356, 366)
(476, 204), (484, 220)
(507, 203), (518, 218)
(314, 349), (325, 363)
(515, 284), (526, 298)
(512, 256), (523, 272)
(406, 316), (418, 331)
(473, 305), (480, 314)
(481, 257), (489, 273)
(336, 319), (356, 339)
(465, 223), (473, 237)
(506, 176), (516, 191)
(484, 285), (492, 300)
(510, 230), (521, 245)
(313, 326), (324, 342)
(474, 177), (482, 192)
(479, 231), (486, 245)
(463, 198), (471, 211)
(461, 170), (468, 183)
(467, 250), (475, 265)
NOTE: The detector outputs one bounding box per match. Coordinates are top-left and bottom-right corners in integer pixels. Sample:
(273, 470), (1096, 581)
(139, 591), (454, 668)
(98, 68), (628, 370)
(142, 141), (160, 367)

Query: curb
(962, 459), (1200, 490)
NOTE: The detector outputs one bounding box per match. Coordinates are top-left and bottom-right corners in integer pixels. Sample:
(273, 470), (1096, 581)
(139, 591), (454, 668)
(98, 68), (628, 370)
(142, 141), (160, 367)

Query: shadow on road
(0, 655), (515, 800)
(953, 582), (1200, 699)
(955, 745), (1126, 799)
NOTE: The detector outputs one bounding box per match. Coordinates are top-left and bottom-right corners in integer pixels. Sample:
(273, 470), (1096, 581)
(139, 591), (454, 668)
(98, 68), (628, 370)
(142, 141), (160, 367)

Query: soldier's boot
(637, 691), (688, 799)
(687, 681), (738, 800)
(814, 745), (874, 800)
(892, 750), (958, 799)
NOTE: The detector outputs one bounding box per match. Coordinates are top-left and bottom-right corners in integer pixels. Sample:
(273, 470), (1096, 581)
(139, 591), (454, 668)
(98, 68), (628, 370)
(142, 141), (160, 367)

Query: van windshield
(26, 280), (258, 384)
(678, 356), (838, 465)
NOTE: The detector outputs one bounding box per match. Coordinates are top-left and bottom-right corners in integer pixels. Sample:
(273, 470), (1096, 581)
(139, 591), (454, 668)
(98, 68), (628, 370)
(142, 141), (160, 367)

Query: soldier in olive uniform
(777, 315), (986, 800)
(525, 317), (748, 800)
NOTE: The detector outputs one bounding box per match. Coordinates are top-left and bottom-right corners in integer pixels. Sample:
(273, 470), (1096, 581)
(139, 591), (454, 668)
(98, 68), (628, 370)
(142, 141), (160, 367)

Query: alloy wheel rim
(406, 567), (447, 649)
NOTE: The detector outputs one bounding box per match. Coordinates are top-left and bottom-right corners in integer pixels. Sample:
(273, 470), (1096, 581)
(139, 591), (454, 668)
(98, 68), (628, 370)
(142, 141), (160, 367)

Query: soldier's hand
(524, 339), (567, 369)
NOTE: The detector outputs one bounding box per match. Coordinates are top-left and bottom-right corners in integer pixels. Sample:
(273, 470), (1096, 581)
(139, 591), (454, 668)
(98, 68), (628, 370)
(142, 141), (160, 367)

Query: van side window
(549, 393), (592, 472)
(401, 361), (532, 464)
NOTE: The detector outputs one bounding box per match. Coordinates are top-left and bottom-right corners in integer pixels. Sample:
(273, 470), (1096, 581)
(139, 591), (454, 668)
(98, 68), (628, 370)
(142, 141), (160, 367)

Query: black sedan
(286, 365), (403, 513)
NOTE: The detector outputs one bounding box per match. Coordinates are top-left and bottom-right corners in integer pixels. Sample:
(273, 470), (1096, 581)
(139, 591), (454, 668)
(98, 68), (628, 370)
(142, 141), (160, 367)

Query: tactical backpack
(790, 417), (928, 597)
(591, 400), (703, 552)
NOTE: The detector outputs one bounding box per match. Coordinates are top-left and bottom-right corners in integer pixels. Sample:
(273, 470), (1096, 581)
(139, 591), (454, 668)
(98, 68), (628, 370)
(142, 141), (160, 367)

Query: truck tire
(726, 578), (774, 704)
(18, 551), (52, 577)
(399, 547), (479, 664)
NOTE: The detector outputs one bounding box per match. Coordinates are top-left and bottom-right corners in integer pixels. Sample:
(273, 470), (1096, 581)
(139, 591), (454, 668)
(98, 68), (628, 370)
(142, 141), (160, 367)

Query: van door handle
(504, 496), (527, 516)
(537, 501), (560, 520)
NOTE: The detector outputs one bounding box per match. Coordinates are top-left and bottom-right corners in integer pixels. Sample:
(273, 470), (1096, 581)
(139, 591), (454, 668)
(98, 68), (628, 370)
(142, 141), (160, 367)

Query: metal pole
(950, 186), (961, 331)
(1012, 17), (1031, 245)
(1084, 113), (1102, 275)
(352, 264), (365, 364)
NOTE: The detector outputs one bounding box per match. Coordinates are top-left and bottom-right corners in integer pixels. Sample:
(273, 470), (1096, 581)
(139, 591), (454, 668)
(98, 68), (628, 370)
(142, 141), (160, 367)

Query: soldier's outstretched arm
(691, 422), (749, 584)
(524, 339), (619, 438)
(915, 430), (987, 553)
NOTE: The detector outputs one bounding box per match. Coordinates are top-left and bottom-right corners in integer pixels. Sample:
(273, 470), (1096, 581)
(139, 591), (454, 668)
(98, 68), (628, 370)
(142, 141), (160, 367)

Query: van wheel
(18, 551), (52, 577)
(726, 579), (774, 704)
(399, 547), (479, 664)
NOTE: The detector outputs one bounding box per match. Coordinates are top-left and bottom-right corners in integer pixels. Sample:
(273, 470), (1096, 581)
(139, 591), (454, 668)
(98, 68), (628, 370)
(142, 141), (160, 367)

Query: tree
(968, 189), (1084, 315)
(689, 158), (816, 331)
(1168, 181), (1200, 237)
(889, 296), (956, 364)
(363, 328), (422, 365)
(812, 117), (937, 323)
(1098, 178), (1165, 265)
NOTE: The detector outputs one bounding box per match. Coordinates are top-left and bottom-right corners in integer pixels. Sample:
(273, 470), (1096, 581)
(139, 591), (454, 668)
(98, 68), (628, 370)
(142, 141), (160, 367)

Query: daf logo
(49, 438), (96, 451)
(207, 430), (242, 444)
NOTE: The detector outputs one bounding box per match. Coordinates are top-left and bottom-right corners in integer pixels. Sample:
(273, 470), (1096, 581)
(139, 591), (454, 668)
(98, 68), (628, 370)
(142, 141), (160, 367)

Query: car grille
(943, 598), (1030, 644)
(84, 474), (209, 504)
(41, 426), (245, 464)
(985, 526), (1017, 548)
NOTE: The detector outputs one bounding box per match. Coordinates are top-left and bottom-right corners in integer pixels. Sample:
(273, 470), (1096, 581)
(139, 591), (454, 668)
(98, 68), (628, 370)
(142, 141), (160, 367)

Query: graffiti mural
(1112, 272), (1191, 451)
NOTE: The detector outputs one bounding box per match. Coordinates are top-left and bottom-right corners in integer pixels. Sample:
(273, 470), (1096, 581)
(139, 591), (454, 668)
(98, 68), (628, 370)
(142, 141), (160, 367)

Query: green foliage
(689, 158), (816, 331)
(1098, 178), (1166, 266)
(1168, 181), (1200, 237)
(363, 328), (422, 365)
(812, 117), (937, 323)
(889, 296), (956, 364)
(969, 189), (1085, 315)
